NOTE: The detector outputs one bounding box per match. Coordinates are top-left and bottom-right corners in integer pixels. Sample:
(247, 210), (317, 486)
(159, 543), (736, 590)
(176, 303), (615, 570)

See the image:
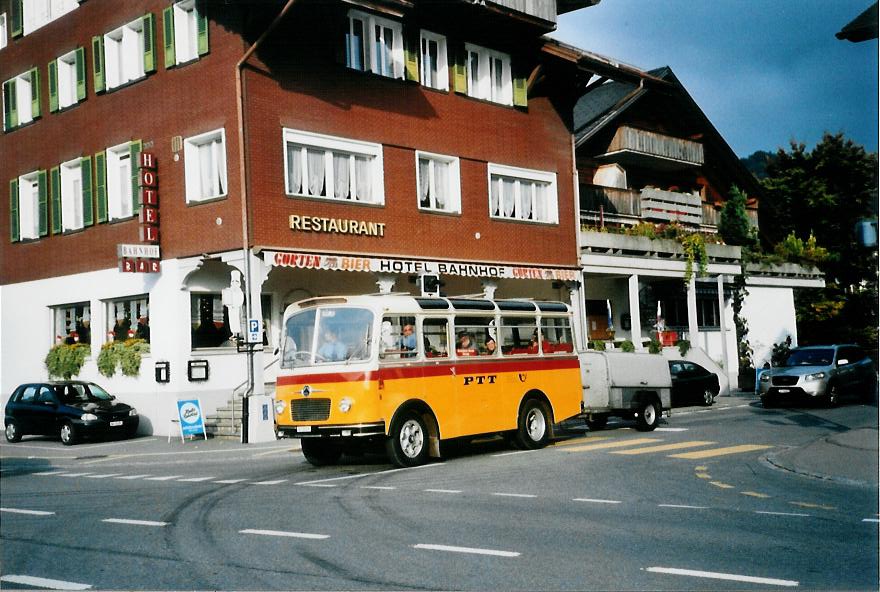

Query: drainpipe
(236, 0), (298, 443)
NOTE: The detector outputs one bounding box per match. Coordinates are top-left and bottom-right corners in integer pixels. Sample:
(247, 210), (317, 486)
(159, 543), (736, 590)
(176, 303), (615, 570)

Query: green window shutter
(75, 47), (87, 101)
(143, 13), (157, 74)
(9, 179), (19, 243)
(92, 36), (105, 93)
(48, 60), (59, 113)
(37, 170), (48, 237)
(11, 0), (23, 38)
(130, 140), (142, 214)
(452, 45), (468, 94)
(163, 6), (176, 68)
(3, 80), (18, 130)
(50, 166), (62, 234)
(30, 68), (41, 119)
(513, 75), (528, 108)
(403, 29), (419, 82)
(196, 0), (209, 56)
(95, 151), (107, 223)
(81, 156), (94, 227)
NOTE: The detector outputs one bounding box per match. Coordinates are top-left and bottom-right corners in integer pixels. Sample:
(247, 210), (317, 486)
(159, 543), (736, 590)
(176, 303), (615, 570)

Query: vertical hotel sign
(119, 151), (161, 273)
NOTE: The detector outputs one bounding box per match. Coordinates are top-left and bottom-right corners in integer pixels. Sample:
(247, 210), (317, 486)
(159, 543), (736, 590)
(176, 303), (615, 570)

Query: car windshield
(781, 349), (834, 367)
(281, 307), (374, 368)
(55, 383), (114, 403)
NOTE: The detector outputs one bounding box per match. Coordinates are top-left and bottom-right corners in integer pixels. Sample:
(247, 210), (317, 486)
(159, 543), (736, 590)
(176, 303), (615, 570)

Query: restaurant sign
(264, 251), (579, 281)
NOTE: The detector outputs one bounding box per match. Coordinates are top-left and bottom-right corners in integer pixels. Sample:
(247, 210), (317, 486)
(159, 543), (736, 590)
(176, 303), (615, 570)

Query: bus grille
(291, 399), (331, 421)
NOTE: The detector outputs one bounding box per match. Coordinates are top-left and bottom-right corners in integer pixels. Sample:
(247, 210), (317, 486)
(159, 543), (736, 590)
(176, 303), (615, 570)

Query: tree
(718, 185), (756, 247)
(759, 133), (878, 348)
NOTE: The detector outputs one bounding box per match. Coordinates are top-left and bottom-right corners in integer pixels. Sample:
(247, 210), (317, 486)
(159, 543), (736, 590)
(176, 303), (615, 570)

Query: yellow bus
(273, 294), (583, 467)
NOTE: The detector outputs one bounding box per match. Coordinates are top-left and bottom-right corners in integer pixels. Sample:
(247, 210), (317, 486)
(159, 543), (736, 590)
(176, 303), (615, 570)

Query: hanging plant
(45, 343), (90, 380)
(680, 232), (709, 283)
(97, 339), (150, 378)
(676, 339), (692, 357)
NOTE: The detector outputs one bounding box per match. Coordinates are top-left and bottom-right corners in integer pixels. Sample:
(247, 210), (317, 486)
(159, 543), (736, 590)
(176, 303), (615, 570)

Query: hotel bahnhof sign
(265, 251), (579, 281)
(118, 151), (161, 273)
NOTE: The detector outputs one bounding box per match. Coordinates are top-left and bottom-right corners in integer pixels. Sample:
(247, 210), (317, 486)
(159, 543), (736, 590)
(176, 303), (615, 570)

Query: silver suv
(759, 345), (877, 407)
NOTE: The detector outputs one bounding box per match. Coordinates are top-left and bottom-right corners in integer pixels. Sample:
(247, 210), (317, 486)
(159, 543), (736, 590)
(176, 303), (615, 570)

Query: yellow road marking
(741, 491), (771, 499)
(695, 473), (712, 479)
(710, 481), (734, 489)
(560, 438), (661, 453)
(670, 444), (772, 459)
(551, 436), (612, 448)
(790, 501), (836, 511)
(695, 466), (708, 471)
(611, 441), (716, 455)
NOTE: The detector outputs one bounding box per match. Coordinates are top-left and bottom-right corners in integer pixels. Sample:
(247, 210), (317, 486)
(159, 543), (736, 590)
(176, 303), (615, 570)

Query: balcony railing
(607, 126), (704, 166)
(486, 0), (557, 22)
(581, 185), (641, 218)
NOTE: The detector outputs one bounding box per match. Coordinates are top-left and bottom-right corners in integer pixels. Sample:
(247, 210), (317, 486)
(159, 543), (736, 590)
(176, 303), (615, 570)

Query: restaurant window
(284, 128), (384, 205)
(191, 293), (233, 349)
(488, 164), (558, 224)
(53, 302), (91, 345)
(107, 296), (150, 343)
(416, 151), (460, 214)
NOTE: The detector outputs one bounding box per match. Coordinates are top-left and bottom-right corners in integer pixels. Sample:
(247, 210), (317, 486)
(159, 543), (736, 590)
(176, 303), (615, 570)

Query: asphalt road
(1, 397), (878, 590)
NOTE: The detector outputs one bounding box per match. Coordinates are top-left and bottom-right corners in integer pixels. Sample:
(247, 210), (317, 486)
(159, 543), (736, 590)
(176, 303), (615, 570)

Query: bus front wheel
(386, 410), (429, 467)
(515, 398), (550, 449)
(301, 438), (342, 466)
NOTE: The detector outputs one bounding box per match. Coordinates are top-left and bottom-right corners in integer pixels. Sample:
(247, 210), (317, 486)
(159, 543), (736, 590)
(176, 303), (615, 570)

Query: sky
(552, 0), (879, 158)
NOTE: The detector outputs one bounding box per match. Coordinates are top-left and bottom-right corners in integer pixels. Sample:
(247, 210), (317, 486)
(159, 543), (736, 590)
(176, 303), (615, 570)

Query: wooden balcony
(486, 0), (558, 23)
(581, 184), (713, 227)
(598, 126), (704, 171)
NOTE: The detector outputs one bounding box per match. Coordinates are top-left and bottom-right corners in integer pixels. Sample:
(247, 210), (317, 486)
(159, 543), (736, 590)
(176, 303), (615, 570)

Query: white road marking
(177, 477), (216, 482)
(253, 479), (287, 485)
(299, 483), (337, 488)
(413, 543), (519, 558)
(658, 504), (708, 509)
(493, 493), (538, 498)
(360, 485), (396, 490)
(755, 511), (811, 517)
(214, 479), (247, 484)
(102, 518), (168, 527)
(85, 473), (124, 479)
(240, 528), (329, 540)
(425, 489), (462, 494)
(59, 472), (94, 478)
(296, 473), (373, 485)
(862, 518), (880, 523)
(573, 498), (622, 505)
(33, 471), (67, 476)
(646, 566), (798, 587)
(655, 427), (689, 432)
(0, 575), (92, 590)
(144, 475), (183, 481)
(115, 474), (152, 480)
(492, 450), (534, 457)
(1, 507), (56, 516)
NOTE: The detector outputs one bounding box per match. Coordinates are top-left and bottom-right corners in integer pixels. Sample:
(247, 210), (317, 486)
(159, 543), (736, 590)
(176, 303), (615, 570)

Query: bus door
(453, 315), (504, 435)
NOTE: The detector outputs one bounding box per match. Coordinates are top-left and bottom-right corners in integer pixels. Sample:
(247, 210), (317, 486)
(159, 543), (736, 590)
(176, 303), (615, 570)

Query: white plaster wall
(741, 285), (798, 369)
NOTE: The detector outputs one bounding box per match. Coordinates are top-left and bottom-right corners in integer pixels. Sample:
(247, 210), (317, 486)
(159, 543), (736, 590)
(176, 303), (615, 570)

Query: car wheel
(825, 384), (840, 408)
(515, 399), (551, 449)
(300, 438), (342, 466)
(761, 396), (775, 409)
(386, 410), (429, 467)
(702, 389), (715, 406)
(60, 421), (77, 446)
(5, 421), (22, 443)
(635, 400), (661, 431)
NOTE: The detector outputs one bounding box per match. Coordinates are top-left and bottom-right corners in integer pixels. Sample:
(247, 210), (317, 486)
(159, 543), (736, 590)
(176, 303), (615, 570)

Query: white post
(628, 274), (643, 350)
(687, 276), (699, 345)
(246, 251), (275, 443)
(568, 278), (587, 351)
(717, 274), (730, 388)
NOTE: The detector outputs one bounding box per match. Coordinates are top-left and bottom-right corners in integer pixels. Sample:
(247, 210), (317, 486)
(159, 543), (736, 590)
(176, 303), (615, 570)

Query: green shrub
(620, 340), (635, 352)
(45, 343), (90, 379)
(97, 339), (149, 378)
(648, 337), (662, 354)
(591, 340), (607, 351)
(676, 339), (691, 357)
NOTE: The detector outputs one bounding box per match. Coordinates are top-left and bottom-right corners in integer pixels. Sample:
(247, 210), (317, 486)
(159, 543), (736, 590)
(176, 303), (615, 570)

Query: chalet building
(0, 0), (606, 438)
(568, 62), (824, 389)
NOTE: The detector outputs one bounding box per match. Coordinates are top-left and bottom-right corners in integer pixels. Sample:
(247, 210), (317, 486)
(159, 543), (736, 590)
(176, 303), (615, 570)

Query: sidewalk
(766, 426), (879, 487)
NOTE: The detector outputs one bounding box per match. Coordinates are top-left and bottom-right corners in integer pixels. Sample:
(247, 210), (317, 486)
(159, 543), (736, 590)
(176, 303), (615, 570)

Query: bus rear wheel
(515, 398), (550, 449)
(386, 410), (429, 467)
(300, 438), (342, 466)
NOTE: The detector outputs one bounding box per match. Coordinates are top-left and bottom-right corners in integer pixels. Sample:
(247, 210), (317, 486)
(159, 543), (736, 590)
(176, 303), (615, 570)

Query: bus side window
(423, 318), (449, 358)
(500, 316), (538, 356)
(541, 317), (573, 354)
(380, 315), (418, 360)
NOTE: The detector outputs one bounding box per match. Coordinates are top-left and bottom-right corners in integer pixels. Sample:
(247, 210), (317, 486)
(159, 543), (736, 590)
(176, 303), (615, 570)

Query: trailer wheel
(635, 399), (661, 431)
(301, 438), (342, 466)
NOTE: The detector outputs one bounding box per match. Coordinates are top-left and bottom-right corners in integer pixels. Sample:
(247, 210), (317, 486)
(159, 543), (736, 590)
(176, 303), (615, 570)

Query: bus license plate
(110, 421), (123, 427)
(296, 426), (312, 433)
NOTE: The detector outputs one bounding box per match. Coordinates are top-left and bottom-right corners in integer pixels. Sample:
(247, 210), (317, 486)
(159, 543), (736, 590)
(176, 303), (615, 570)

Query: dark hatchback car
(4, 381), (139, 445)
(668, 360), (720, 407)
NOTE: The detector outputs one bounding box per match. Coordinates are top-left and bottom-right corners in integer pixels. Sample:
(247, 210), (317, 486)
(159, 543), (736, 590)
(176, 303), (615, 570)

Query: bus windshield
(281, 307), (374, 368)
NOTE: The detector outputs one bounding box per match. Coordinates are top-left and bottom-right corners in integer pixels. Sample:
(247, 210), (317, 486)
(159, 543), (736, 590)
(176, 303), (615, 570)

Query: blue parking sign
(177, 399), (207, 440)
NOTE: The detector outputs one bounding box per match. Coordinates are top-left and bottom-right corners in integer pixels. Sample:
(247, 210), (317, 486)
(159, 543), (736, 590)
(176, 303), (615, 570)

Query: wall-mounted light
(187, 360), (209, 382)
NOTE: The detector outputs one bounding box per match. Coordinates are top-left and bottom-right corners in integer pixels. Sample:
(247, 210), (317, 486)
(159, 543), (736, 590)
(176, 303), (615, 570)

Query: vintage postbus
(273, 294), (583, 467)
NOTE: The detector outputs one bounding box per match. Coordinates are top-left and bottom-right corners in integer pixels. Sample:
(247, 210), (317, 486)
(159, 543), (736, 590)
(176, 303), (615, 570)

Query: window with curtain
(488, 164), (557, 224)
(184, 128), (228, 203)
(107, 296), (150, 343)
(416, 152), (460, 214)
(53, 302), (91, 345)
(284, 128), (383, 205)
(106, 144), (133, 220)
(60, 158), (83, 231)
(17, 172), (42, 240)
(104, 17), (145, 90)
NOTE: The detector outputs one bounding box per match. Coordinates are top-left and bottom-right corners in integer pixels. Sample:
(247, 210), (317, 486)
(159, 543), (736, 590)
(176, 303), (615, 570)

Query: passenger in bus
(399, 324), (417, 355)
(456, 332), (477, 356)
(483, 337), (497, 356)
(318, 327), (347, 361)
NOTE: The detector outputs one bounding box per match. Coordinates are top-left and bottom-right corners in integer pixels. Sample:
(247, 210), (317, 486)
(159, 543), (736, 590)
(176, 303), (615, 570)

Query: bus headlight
(274, 400), (287, 415)
(338, 398), (353, 413)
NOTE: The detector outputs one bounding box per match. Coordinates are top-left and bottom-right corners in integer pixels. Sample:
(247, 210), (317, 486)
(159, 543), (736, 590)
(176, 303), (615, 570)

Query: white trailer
(579, 350), (672, 431)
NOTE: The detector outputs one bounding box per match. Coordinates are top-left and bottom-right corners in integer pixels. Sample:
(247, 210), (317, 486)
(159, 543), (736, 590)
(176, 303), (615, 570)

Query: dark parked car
(4, 381), (139, 445)
(759, 344), (877, 407)
(668, 360), (720, 407)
